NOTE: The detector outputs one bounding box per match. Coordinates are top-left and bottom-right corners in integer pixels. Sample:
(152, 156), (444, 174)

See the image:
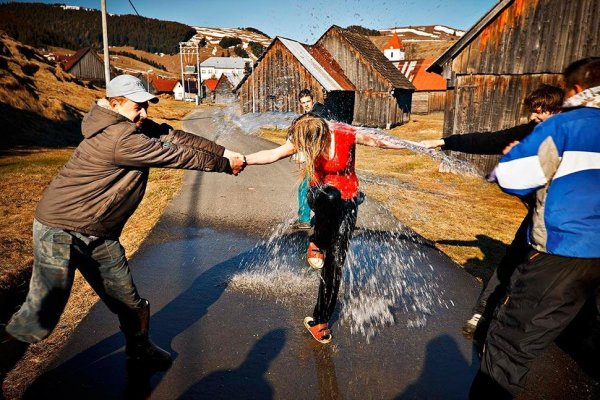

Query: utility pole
(179, 43), (184, 101)
(100, 0), (110, 86)
(251, 61), (255, 113)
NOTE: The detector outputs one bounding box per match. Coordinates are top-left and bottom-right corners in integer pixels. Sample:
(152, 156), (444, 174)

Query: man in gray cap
(0, 74), (246, 379)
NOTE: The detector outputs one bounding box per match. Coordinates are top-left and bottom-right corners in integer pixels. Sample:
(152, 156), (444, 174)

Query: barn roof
(234, 36), (355, 93)
(399, 59), (446, 91)
(150, 76), (179, 93)
(279, 37), (355, 91)
(219, 71), (244, 88)
(203, 78), (219, 91)
(427, 0), (513, 73)
(62, 47), (102, 72)
(319, 26), (414, 91)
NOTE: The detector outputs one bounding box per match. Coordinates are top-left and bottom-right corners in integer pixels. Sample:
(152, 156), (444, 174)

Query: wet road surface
(25, 108), (599, 399)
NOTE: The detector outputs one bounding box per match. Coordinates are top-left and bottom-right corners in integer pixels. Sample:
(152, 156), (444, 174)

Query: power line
(127, 0), (140, 17)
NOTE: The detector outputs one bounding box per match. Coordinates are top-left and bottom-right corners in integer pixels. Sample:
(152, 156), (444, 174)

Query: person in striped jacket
(470, 57), (600, 399)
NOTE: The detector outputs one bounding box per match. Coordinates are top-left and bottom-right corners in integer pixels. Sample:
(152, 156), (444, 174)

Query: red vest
(312, 122), (358, 200)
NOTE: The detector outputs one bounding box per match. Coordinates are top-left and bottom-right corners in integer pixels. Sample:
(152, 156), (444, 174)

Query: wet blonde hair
(288, 114), (330, 181)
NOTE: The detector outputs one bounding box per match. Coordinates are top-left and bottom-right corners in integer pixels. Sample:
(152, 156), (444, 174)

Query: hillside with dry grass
(0, 32), (105, 148)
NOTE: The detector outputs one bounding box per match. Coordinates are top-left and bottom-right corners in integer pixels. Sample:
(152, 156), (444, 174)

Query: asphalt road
(24, 107), (599, 399)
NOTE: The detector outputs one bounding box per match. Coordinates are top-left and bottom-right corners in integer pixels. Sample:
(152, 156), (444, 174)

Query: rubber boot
(119, 299), (172, 369)
(0, 324), (29, 387)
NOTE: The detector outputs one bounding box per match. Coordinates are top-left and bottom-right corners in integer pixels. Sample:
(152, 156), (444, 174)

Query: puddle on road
(229, 214), (450, 342)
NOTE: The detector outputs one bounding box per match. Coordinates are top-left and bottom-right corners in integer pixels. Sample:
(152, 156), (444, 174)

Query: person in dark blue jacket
(421, 85), (564, 338)
(470, 57), (600, 399)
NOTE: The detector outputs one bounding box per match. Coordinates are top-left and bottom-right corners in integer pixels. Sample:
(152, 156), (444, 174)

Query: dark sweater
(442, 120), (537, 155)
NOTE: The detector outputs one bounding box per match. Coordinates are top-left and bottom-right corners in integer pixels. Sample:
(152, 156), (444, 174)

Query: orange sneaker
(303, 317), (332, 344)
(307, 242), (324, 270)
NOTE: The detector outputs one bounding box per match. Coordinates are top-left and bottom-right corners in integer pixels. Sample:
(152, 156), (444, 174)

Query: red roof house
(399, 59), (446, 114)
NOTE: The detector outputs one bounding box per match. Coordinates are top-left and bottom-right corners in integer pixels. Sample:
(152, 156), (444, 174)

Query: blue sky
(18, 0), (497, 42)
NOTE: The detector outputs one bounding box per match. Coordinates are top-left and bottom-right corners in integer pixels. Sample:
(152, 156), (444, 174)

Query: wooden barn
(428, 0), (600, 173)
(214, 72), (243, 103)
(236, 36), (356, 123)
(315, 26), (415, 127)
(399, 59), (447, 114)
(62, 47), (106, 82)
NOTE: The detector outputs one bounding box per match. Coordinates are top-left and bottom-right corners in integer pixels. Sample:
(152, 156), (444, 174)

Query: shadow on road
(395, 334), (478, 400)
(179, 329), (286, 399)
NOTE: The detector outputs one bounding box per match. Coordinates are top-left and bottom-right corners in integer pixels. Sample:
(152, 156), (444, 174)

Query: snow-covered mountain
(379, 25), (465, 42)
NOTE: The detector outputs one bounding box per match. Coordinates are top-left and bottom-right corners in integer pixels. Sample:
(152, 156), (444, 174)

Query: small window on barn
(391, 52), (394, 58)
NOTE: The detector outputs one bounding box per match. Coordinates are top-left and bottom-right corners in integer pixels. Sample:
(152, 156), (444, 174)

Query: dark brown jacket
(36, 103), (230, 238)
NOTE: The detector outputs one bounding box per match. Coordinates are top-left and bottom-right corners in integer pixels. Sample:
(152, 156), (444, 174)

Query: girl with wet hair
(245, 113), (407, 343)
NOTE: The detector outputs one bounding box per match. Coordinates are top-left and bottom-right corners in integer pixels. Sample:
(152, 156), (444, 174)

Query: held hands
(223, 149), (247, 176)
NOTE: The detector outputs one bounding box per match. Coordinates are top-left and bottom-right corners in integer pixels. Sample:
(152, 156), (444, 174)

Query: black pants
(476, 251), (600, 396)
(307, 185), (358, 325)
(473, 210), (532, 318)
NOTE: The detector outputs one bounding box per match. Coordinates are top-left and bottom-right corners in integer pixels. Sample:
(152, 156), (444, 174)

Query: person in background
(0, 75), (246, 386)
(292, 89), (331, 229)
(245, 114), (407, 344)
(470, 57), (600, 399)
(420, 85), (564, 339)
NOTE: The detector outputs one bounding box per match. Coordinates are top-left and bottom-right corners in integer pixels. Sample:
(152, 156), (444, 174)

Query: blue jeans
(297, 177), (311, 223)
(6, 220), (143, 343)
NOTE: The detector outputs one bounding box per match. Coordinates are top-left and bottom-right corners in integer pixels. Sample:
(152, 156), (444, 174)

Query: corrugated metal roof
(278, 37), (347, 91)
(399, 59), (446, 91)
(200, 57), (251, 69)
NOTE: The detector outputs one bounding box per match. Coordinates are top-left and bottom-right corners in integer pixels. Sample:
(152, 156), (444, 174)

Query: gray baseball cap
(106, 74), (158, 103)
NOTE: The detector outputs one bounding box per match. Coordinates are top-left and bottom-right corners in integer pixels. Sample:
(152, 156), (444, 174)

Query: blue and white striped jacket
(495, 106), (600, 258)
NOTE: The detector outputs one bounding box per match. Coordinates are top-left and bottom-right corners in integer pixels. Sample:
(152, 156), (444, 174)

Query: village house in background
(236, 36), (356, 123)
(199, 56), (251, 81)
(213, 72), (244, 103)
(147, 75), (182, 97)
(428, 0), (600, 174)
(201, 77), (218, 102)
(316, 26), (415, 127)
(237, 26), (415, 128)
(399, 59), (446, 114)
(61, 47), (107, 83)
(383, 32), (405, 64)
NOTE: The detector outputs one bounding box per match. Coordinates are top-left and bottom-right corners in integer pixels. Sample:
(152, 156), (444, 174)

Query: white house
(200, 57), (251, 81)
(173, 81), (185, 101)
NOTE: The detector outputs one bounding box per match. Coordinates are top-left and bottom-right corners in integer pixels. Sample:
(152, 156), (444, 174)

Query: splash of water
(211, 106), (482, 177)
(228, 207), (449, 343)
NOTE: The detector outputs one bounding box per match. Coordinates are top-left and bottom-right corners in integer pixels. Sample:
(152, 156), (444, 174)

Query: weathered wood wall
(451, 0), (600, 76)
(445, 74), (564, 173)
(238, 40), (326, 114)
(319, 30), (410, 127)
(70, 52), (104, 81)
(443, 0), (600, 173)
